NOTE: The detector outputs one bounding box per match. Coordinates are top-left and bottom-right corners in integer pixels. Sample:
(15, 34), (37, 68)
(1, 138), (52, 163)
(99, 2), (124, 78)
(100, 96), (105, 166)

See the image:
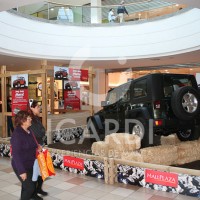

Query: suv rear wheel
(171, 86), (200, 121)
(176, 125), (200, 141)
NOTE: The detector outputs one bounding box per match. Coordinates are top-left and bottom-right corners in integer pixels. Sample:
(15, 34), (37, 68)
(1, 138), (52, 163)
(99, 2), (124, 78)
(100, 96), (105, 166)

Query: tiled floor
(0, 157), (199, 200)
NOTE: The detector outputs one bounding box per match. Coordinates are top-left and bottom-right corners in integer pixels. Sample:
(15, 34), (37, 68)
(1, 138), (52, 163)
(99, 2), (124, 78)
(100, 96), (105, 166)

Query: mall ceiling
(0, 0), (200, 71)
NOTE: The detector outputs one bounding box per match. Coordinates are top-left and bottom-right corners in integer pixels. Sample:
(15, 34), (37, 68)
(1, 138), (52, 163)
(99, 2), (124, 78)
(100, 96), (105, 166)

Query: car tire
(87, 117), (104, 142)
(171, 86), (200, 121)
(130, 117), (152, 148)
(176, 125), (200, 141)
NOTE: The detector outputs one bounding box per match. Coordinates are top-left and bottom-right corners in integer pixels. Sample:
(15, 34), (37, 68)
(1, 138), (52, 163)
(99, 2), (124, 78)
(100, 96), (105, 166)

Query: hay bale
(141, 145), (178, 165)
(91, 141), (109, 157)
(161, 134), (180, 145)
(105, 133), (141, 152)
(107, 149), (121, 158)
(177, 141), (200, 165)
(121, 151), (143, 162)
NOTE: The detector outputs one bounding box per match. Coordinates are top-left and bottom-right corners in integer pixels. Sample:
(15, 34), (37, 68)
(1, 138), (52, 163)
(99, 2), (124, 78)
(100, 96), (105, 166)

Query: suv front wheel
(130, 117), (151, 147)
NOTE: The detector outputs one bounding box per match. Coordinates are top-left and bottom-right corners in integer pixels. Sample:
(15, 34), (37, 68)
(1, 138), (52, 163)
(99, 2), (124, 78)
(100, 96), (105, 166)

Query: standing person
(117, 1), (129, 23)
(57, 7), (67, 20)
(29, 100), (48, 197)
(108, 8), (116, 23)
(7, 96), (14, 136)
(11, 110), (42, 200)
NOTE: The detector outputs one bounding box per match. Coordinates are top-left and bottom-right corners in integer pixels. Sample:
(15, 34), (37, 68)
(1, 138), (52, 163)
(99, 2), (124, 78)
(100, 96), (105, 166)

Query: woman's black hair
(28, 99), (39, 119)
(30, 100), (38, 108)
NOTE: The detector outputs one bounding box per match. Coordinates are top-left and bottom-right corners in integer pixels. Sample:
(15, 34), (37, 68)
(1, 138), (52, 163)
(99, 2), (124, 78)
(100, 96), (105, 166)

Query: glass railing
(14, 0), (187, 24)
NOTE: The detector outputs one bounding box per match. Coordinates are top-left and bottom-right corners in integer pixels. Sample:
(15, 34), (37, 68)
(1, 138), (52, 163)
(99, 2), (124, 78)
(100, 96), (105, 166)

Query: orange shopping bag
(46, 150), (56, 176)
(37, 149), (55, 181)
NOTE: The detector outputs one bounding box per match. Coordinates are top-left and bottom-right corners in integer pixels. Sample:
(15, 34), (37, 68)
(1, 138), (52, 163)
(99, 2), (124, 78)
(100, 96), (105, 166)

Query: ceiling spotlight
(50, 8), (54, 11)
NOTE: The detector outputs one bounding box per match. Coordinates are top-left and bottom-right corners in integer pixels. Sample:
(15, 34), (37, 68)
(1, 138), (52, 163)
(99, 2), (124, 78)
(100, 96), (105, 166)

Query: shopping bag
(37, 149), (55, 181)
(37, 151), (49, 181)
(46, 150), (56, 176)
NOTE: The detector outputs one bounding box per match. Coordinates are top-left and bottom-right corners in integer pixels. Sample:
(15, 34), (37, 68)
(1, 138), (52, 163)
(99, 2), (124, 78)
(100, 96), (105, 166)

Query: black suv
(87, 73), (200, 147)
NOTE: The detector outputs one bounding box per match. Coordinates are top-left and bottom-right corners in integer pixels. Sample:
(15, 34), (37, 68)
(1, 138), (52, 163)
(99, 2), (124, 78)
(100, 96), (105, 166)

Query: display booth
(1, 64), (200, 198)
(0, 63), (94, 138)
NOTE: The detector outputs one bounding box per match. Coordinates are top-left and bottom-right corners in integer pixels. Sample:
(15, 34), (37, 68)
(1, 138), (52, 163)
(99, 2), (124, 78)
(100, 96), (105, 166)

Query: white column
(93, 69), (107, 112)
(91, 0), (102, 24)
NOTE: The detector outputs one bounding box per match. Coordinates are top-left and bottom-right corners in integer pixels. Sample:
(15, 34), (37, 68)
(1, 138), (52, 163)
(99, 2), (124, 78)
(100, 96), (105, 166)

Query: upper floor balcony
(14, 0), (186, 24)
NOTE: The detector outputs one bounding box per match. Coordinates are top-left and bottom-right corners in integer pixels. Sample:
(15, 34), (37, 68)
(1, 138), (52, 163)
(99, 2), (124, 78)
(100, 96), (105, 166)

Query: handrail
(15, 0), (183, 24)
(47, 0), (153, 8)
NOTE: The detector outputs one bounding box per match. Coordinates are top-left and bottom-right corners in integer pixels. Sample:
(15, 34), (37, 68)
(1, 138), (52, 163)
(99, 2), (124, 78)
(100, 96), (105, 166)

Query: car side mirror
(101, 101), (109, 107)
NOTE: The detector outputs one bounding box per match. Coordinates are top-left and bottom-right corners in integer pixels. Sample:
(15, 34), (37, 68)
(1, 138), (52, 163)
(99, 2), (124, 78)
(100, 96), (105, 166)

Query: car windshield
(106, 82), (131, 104)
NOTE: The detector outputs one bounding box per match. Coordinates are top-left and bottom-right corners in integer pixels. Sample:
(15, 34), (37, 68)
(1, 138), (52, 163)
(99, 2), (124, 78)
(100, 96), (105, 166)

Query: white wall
(196, 73), (200, 85)
(0, 9), (200, 61)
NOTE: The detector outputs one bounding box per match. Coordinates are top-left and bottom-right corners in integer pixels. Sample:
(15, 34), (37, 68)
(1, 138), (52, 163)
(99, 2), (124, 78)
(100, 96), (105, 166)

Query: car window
(133, 79), (147, 98)
(163, 76), (192, 97)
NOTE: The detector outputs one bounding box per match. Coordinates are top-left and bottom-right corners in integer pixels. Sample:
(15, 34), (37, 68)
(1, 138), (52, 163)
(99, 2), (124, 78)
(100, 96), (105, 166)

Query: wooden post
(1, 65), (7, 137)
(41, 60), (47, 130)
(50, 77), (54, 114)
(109, 158), (116, 184)
(46, 117), (52, 145)
(104, 157), (109, 184)
(89, 66), (94, 116)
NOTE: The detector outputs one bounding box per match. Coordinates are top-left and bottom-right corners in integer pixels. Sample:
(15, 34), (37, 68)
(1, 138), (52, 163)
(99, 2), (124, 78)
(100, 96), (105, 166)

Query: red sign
(69, 68), (88, 81)
(12, 89), (29, 116)
(145, 169), (178, 188)
(63, 156), (84, 170)
(64, 90), (80, 110)
(80, 69), (88, 81)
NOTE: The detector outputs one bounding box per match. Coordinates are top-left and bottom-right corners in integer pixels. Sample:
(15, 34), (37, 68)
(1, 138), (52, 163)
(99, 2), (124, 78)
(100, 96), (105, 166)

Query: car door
(103, 87), (120, 133)
(117, 82), (131, 130)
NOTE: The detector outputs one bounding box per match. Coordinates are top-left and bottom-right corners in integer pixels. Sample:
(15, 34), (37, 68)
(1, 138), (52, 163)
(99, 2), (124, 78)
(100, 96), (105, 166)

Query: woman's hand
(20, 173), (27, 181)
(37, 145), (43, 153)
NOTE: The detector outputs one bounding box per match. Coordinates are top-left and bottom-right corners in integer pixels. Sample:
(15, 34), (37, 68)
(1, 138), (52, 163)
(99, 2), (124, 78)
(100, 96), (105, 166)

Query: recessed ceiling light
(50, 8), (54, 11)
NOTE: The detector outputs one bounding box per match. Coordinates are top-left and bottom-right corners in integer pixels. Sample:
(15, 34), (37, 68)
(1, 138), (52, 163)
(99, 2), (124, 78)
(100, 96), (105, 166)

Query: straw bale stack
(121, 150), (143, 162)
(176, 141), (200, 165)
(161, 134), (181, 145)
(91, 141), (109, 157)
(105, 133), (141, 152)
(141, 145), (178, 165)
(107, 149), (122, 158)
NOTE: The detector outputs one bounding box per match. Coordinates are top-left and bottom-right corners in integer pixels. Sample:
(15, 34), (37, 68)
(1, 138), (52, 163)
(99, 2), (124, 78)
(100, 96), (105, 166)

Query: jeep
(65, 81), (78, 90)
(87, 73), (200, 147)
(55, 69), (68, 79)
(13, 77), (26, 88)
